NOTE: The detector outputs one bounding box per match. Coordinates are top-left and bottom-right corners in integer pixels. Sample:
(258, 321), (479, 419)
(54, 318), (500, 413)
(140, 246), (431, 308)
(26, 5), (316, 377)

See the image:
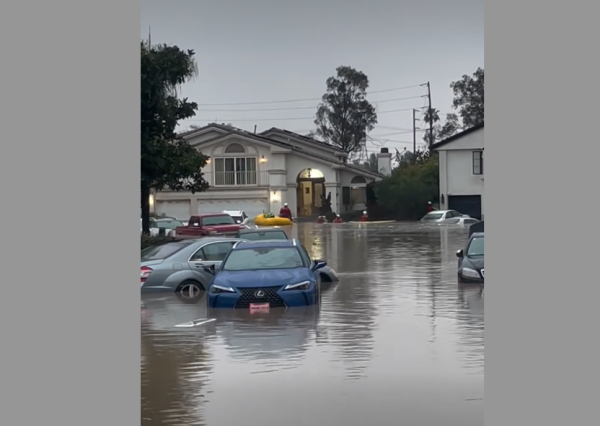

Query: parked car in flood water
(457, 231), (484, 284)
(420, 210), (470, 223)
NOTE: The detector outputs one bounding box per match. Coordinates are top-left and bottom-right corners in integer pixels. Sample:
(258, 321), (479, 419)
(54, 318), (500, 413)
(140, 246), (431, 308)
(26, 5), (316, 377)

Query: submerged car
(141, 237), (244, 301)
(420, 210), (470, 223)
(234, 228), (339, 282)
(205, 239), (327, 309)
(457, 231), (484, 283)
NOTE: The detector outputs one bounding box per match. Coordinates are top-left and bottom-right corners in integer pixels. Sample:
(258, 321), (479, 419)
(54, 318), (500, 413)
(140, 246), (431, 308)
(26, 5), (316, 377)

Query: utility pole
(413, 108), (418, 164)
(426, 81), (433, 150)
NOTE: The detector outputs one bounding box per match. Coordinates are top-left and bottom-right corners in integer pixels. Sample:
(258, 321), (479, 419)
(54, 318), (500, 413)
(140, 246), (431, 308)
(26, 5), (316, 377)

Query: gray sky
(141, 0), (483, 155)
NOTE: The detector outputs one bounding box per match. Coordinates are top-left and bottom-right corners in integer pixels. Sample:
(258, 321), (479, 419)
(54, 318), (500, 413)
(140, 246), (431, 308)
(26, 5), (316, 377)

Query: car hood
(464, 256), (484, 270)
(214, 269), (313, 288)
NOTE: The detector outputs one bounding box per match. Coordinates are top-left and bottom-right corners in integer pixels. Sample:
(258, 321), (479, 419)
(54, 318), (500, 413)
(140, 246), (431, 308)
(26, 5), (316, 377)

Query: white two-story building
(151, 124), (390, 219)
(432, 122), (484, 219)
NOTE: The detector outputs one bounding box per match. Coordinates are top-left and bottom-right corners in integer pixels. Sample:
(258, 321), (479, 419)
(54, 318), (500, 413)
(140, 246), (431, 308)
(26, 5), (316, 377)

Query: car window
(156, 220), (182, 229)
(423, 212), (444, 220)
(141, 242), (191, 261)
(464, 219), (477, 224)
(230, 216), (243, 224)
(190, 241), (235, 262)
(467, 237), (484, 256)
(297, 244), (311, 265)
(223, 247), (305, 271)
(201, 215), (235, 226)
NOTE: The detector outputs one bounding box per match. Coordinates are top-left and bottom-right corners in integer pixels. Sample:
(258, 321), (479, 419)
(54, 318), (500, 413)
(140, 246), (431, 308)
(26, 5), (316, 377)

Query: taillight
(141, 266), (152, 283)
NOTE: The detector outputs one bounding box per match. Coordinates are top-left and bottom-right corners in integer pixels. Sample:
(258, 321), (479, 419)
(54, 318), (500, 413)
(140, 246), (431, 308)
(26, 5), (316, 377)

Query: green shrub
(373, 156), (439, 221)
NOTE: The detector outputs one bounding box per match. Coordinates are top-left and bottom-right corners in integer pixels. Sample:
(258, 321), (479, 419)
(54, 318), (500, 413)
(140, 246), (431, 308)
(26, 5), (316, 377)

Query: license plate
(249, 303), (270, 313)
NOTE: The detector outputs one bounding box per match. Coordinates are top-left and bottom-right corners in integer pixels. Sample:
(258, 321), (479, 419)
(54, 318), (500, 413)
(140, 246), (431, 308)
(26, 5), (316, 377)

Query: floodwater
(141, 222), (484, 426)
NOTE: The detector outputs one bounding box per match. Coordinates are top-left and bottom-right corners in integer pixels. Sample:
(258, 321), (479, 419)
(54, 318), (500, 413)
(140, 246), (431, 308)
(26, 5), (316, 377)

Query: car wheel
(176, 280), (204, 303)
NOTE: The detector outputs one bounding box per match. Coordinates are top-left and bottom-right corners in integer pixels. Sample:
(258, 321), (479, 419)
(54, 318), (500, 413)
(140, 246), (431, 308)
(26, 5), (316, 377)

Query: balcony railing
(203, 170), (269, 187)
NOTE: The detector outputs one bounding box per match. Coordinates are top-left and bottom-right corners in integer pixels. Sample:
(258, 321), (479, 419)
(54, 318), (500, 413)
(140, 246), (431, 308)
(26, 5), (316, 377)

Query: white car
(222, 210), (250, 225)
(420, 210), (471, 223)
(439, 216), (480, 226)
(140, 218), (182, 236)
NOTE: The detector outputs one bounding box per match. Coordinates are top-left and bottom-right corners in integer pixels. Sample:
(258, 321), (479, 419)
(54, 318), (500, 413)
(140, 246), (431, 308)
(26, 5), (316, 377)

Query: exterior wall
(437, 127), (485, 218)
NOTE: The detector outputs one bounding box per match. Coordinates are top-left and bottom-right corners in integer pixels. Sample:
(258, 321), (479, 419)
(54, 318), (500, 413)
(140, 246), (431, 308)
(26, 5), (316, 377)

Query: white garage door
(197, 199), (269, 218)
(155, 200), (191, 220)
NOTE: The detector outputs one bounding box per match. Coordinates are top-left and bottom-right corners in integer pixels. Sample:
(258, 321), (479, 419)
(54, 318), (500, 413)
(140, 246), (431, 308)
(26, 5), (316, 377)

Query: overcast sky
(141, 0), (483, 155)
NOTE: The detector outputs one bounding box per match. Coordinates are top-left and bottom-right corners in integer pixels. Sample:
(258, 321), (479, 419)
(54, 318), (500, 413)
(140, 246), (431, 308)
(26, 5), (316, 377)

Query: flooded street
(141, 222), (484, 425)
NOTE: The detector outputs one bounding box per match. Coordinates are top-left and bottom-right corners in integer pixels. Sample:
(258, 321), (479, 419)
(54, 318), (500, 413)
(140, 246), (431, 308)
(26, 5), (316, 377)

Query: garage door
(197, 199), (269, 218)
(448, 195), (482, 220)
(154, 200), (191, 220)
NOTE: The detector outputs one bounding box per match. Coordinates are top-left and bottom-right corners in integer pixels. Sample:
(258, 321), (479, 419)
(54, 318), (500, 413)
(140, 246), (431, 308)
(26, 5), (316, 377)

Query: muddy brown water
(141, 222), (484, 426)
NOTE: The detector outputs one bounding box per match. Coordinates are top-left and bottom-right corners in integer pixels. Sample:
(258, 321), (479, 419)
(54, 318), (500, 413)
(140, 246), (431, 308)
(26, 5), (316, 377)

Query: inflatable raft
(254, 214), (293, 227)
(348, 220), (396, 224)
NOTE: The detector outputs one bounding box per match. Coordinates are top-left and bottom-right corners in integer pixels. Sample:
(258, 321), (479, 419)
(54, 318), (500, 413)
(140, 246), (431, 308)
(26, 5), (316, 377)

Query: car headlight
(210, 284), (235, 294)
(284, 280), (312, 291)
(461, 267), (481, 279)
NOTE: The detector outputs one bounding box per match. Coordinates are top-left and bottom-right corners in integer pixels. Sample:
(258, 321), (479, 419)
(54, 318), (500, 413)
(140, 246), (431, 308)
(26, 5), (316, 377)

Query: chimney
(377, 147), (392, 176)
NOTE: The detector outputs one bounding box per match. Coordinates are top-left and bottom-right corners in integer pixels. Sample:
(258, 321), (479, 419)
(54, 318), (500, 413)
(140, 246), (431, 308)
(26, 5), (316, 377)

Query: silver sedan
(141, 237), (245, 302)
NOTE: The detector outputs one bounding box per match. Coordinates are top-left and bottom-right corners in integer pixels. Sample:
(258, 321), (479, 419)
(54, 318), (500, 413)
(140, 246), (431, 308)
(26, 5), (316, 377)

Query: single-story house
(150, 124), (391, 219)
(432, 122), (484, 219)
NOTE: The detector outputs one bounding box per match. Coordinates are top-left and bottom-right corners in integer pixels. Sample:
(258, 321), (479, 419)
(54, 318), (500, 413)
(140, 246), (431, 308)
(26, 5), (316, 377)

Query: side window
(190, 242), (235, 262)
(297, 244), (311, 266)
(444, 211), (454, 219)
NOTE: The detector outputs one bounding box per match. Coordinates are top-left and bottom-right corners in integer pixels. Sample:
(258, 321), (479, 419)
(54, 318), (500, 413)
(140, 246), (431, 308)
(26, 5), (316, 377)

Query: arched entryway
(297, 168), (325, 217)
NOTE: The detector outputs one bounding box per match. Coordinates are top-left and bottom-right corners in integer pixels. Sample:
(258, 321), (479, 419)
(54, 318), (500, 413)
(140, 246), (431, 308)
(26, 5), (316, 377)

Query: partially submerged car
(140, 237), (244, 302)
(420, 210), (470, 223)
(457, 231), (484, 284)
(223, 210), (250, 225)
(439, 217), (480, 226)
(205, 240), (327, 310)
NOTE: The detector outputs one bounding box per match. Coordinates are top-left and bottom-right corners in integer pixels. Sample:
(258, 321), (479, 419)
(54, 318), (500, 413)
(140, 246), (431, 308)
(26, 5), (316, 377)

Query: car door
(187, 241), (237, 276)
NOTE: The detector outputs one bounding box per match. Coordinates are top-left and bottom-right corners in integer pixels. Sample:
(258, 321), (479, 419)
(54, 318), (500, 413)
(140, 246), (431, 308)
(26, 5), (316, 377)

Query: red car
(174, 213), (244, 237)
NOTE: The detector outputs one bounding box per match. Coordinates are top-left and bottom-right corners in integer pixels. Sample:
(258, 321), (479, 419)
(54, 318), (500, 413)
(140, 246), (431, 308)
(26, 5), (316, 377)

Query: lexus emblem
(254, 290), (265, 298)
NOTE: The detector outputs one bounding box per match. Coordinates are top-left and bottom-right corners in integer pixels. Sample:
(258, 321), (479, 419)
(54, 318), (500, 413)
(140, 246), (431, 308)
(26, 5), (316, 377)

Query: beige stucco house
(150, 124), (391, 219)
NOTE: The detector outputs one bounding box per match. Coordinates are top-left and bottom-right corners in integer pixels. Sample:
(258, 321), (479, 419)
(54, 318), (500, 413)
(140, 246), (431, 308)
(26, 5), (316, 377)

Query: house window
(473, 151), (483, 175)
(214, 157), (257, 185)
(224, 143), (245, 154)
(350, 176), (367, 206)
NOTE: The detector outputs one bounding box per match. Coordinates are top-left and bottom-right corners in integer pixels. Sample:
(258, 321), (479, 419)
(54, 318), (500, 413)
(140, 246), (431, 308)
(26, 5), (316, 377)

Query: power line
(194, 83), (425, 106)
(187, 107), (421, 123)
(196, 95), (425, 112)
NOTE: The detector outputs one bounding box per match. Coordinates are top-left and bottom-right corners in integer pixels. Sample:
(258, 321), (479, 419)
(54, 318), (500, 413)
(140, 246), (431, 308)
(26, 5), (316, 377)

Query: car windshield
(141, 242), (190, 261)
(467, 237), (484, 256)
(242, 231), (288, 241)
(223, 247), (304, 271)
(201, 215), (235, 226)
(423, 212), (444, 220)
(154, 220), (182, 229)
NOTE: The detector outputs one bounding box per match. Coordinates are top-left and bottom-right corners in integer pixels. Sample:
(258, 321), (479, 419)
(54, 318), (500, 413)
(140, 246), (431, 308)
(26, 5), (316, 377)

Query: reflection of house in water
(456, 287), (484, 373)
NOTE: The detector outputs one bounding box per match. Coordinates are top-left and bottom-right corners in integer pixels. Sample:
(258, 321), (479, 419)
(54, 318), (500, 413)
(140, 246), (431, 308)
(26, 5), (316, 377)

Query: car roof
(233, 239), (297, 250)
(470, 232), (484, 238)
(194, 213), (231, 217)
(223, 210), (244, 214)
(238, 228), (284, 234)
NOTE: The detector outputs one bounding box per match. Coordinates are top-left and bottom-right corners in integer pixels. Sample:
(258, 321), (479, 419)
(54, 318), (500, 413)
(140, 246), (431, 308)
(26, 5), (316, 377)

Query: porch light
(206, 158), (211, 164)
(259, 156), (267, 163)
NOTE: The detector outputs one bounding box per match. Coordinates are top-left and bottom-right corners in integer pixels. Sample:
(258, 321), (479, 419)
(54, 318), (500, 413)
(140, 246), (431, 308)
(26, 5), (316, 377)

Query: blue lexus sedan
(204, 239), (327, 309)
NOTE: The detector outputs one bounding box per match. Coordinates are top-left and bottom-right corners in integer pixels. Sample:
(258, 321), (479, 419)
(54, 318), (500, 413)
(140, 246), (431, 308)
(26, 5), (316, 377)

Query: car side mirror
(456, 249), (464, 258)
(203, 264), (216, 274)
(313, 260), (327, 270)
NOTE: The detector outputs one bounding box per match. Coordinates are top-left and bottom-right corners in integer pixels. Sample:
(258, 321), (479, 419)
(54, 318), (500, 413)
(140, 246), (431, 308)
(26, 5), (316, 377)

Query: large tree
(423, 67), (484, 146)
(141, 42), (209, 234)
(314, 66), (378, 159)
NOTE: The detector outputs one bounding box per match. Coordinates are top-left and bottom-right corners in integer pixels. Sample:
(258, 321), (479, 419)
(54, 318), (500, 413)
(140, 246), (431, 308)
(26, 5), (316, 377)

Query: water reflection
(141, 222), (484, 426)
